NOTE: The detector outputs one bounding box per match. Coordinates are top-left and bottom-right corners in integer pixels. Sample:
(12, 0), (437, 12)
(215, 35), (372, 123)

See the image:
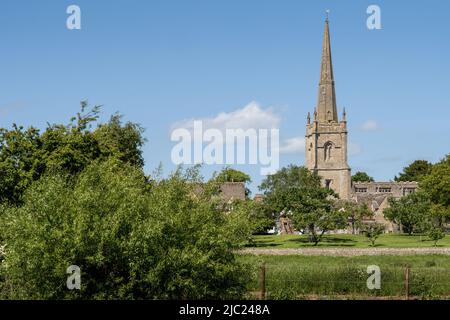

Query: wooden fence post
(259, 263), (266, 300)
(405, 266), (410, 300)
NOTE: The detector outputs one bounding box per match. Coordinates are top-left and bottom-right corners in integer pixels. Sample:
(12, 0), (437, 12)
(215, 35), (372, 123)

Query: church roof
(353, 193), (389, 211)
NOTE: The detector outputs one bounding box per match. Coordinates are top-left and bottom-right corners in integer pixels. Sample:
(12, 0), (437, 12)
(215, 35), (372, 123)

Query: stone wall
(352, 181), (418, 198)
(351, 181), (419, 233)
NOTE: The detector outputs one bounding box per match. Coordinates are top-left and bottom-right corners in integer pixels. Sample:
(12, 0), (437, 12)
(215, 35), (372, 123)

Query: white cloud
(172, 102), (307, 154)
(172, 101), (280, 132)
(279, 137), (305, 154)
(361, 120), (379, 131)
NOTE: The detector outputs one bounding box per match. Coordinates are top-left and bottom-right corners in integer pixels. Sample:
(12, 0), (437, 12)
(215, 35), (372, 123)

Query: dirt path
(240, 247), (450, 256)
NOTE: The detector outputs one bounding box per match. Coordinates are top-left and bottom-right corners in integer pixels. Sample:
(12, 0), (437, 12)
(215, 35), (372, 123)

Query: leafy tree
(423, 204), (448, 247)
(214, 167), (251, 184)
(0, 125), (44, 204)
(338, 201), (373, 234)
(383, 192), (430, 235)
(258, 165), (348, 245)
(0, 102), (145, 205)
(420, 155), (450, 209)
(428, 228), (445, 247)
(394, 160), (433, 182)
(93, 113), (145, 168)
(0, 160), (252, 299)
(246, 200), (276, 235)
(361, 223), (385, 247)
(351, 171), (374, 183)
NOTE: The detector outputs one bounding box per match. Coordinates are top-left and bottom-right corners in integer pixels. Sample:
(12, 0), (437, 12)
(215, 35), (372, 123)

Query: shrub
(0, 160), (253, 299)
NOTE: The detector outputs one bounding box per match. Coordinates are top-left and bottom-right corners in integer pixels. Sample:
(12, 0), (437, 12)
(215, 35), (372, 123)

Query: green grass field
(239, 254), (450, 299)
(250, 234), (450, 248)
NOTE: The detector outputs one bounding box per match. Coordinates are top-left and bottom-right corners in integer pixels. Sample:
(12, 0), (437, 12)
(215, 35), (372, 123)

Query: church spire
(316, 15), (338, 123)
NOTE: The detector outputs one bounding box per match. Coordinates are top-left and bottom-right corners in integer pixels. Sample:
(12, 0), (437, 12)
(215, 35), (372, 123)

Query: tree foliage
(384, 192), (430, 235)
(351, 171), (374, 183)
(259, 165), (347, 245)
(212, 167), (252, 198)
(420, 155), (450, 209)
(213, 167), (251, 184)
(0, 161), (253, 299)
(394, 160), (433, 182)
(245, 200), (276, 235)
(338, 201), (373, 234)
(361, 223), (385, 247)
(0, 102), (145, 205)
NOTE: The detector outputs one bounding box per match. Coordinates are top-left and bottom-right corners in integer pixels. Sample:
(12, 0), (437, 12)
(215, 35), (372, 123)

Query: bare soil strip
(240, 247), (450, 256)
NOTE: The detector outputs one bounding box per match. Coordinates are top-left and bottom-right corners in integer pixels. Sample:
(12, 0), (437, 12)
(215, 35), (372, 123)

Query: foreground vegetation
(0, 160), (255, 299)
(0, 103), (449, 300)
(0, 105), (256, 299)
(251, 234), (450, 249)
(240, 254), (450, 299)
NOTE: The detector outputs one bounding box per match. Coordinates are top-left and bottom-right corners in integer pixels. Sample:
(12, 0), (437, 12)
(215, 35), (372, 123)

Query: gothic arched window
(324, 141), (333, 161)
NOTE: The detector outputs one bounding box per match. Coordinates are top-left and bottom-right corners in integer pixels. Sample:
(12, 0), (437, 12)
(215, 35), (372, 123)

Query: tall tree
(259, 165), (347, 245)
(394, 160), (433, 182)
(420, 155), (450, 209)
(0, 102), (145, 205)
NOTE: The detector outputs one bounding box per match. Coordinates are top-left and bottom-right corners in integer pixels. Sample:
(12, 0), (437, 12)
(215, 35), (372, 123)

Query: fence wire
(252, 264), (450, 299)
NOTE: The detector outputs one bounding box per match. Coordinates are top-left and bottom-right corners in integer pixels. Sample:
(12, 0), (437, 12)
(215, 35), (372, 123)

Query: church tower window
(324, 142), (333, 161)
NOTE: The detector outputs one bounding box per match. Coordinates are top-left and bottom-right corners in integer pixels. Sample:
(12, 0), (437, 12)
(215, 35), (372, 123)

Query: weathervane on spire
(325, 9), (330, 22)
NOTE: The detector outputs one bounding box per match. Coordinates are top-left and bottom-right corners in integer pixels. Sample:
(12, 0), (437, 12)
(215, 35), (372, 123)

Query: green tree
(0, 102), (145, 205)
(420, 155), (450, 209)
(93, 113), (145, 168)
(428, 228), (445, 247)
(423, 204), (448, 247)
(394, 160), (433, 182)
(338, 201), (373, 234)
(351, 171), (375, 183)
(0, 160), (252, 299)
(361, 223), (385, 247)
(246, 200), (276, 235)
(258, 165), (347, 245)
(214, 167), (251, 184)
(0, 125), (44, 204)
(384, 192), (430, 235)
(416, 155), (450, 245)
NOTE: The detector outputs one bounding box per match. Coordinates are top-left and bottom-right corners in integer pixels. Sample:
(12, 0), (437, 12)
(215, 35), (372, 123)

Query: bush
(0, 160), (253, 299)
(361, 223), (385, 247)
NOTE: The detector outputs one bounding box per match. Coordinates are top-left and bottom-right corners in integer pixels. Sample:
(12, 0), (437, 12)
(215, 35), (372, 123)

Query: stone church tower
(305, 18), (351, 200)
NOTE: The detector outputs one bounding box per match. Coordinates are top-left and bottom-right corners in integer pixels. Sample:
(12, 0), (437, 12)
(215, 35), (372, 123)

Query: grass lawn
(239, 254), (450, 299)
(250, 233), (450, 248)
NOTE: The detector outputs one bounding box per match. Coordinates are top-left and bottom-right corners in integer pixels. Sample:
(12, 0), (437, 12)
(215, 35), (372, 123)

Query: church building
(305, 17), (351, 200)
(258, 17), (419, 234)
(303, 17), (419, 233)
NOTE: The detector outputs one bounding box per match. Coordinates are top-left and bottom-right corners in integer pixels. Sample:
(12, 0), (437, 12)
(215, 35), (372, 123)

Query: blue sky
(1, 0), (449, 194)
